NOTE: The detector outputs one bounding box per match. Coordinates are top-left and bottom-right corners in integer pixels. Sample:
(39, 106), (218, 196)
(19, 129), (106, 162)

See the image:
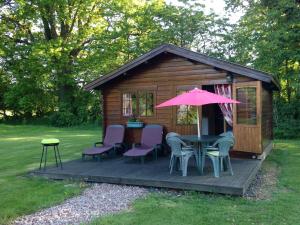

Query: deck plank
(31, 156), (261, 196)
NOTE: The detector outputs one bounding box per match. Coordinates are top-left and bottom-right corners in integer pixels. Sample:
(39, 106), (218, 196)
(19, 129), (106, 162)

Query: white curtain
(214, 84), (233, 127)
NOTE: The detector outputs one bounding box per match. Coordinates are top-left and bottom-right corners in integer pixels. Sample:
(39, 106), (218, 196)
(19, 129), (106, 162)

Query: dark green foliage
(274, 120), (300, 139)
(274, 98), (300, 139)
(0, 0), (299, 135)
(224, 0), (300, 138)
(0, 0), (225, 126)
(49, 90), (101, 127)
(0, 69), (10, 119)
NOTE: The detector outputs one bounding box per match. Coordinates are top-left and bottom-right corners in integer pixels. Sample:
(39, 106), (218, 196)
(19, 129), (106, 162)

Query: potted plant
(126, 115), (144, 128)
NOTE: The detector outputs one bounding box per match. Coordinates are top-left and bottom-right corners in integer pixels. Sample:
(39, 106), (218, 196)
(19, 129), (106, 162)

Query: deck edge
(30, 171), (244, 196)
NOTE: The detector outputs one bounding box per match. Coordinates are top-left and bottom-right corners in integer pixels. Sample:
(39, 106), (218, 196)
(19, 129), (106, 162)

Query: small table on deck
(181, 135), (220, 174)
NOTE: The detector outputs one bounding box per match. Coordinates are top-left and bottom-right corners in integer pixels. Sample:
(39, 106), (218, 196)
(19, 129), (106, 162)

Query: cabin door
(233, 81), (262, 154)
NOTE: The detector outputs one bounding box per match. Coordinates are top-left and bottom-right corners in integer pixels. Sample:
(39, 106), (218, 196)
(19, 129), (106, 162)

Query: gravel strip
(244, 163), (279, 200)
(14, 183), (148, 225)
(14, 163), (278, 224)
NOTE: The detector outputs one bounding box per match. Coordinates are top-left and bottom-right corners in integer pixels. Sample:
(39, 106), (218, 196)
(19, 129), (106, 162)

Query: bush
(274, 98), (300, 139)
(274, 119), (300, 139)
(49, 109), (78, 127)
(49, 90), (101, 127)
(0, 89), (102, 127)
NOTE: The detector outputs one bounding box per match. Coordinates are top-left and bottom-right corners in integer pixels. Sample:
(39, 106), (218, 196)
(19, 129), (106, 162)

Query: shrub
(274, 98), (300, 139)
(49, 90), (101, 127)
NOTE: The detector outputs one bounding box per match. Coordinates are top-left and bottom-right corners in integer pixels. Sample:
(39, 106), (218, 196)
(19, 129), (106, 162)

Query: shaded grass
(0, 124), (101, 224)
(91, 139), (300, 225)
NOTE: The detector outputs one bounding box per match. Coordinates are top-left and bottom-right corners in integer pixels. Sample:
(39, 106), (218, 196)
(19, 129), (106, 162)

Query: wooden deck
(31, 156), (262, 196)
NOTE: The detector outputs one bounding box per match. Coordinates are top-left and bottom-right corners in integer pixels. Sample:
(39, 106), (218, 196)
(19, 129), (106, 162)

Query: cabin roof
(85, 44), (280, 90)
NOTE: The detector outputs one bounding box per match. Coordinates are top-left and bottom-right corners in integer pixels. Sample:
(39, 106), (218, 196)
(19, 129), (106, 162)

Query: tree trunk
(57, 64), (76, 112)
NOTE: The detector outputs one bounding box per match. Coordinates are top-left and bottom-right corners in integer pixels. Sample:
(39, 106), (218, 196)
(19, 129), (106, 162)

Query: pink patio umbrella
(156, 88), (240, 138)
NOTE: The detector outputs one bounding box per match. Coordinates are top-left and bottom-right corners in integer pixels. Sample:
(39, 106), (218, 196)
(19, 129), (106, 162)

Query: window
(176, 90), (198, 125)
(122, 91), (154, 117)
(139, 92), (154, 116)
(122, 93), (137, 117)
(236, 87), (257, 125)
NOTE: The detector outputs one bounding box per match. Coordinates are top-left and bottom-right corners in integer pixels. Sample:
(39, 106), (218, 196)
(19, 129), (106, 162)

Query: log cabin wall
(101, 53), (255, 145)
(261, 87), (273, 149)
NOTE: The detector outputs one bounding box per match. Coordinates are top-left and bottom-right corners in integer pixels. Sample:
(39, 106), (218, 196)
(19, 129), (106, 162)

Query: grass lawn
(0, 124), (101, 224)
(1, 124), (300, 225)
(92, 139), (300, 225)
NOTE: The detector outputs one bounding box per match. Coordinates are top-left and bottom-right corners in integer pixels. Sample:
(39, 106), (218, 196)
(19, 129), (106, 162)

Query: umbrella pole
(197, 106), (201, 138)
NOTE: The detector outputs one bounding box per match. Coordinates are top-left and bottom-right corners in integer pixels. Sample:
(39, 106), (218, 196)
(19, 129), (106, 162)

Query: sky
(165, 0), (244, 23)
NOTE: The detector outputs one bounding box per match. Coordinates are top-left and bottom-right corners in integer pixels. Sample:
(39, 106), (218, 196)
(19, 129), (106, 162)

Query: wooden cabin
(85, 44), (279, 157)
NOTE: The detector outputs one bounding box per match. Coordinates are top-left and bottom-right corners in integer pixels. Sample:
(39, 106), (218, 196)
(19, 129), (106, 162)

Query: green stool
(39, 138), (62, 170)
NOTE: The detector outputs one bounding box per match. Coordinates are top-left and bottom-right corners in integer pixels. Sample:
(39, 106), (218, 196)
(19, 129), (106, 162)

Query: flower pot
(126, 121), (144, 128)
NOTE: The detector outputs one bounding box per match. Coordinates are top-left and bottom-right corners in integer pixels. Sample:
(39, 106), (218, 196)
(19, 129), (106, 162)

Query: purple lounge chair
(123, 125), (163, 163)
(82, 125), (125, 160)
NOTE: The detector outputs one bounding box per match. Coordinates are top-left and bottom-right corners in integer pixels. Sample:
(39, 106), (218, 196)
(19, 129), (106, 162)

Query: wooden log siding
(102, 54), (256, 145)
(85, 44), (279, 91)
(261, 88), (273, 149)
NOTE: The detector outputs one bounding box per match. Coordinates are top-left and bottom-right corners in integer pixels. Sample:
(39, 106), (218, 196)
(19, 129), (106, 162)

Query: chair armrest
(181, 147), (193, 151)
(154, 144), (163, 150)
(182, 146), (193, 151)
(183, 145), (192, 149)
(178, 138), (192, 148)
(94, 141), (103, 147)
(205, 146), (219, 151)
(132, 143), (141, 148)
(114, 143), (124, 149)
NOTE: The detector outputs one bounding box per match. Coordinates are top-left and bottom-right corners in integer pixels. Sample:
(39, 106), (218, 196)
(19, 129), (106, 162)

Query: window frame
(121, 86), (156, 118)
(121, 91), (138, 117)
(175, 85), (201, 125)
(138, 91), (155, 117)
(232, 81), (261, 128)
(236, 86), (258, 125)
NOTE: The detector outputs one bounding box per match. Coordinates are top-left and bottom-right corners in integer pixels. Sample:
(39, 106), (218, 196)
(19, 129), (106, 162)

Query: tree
(0, 69), (10, 118)
(1, 0), (106, 119)
(0, 0), (230, 125)
(224, 0), (300, 137)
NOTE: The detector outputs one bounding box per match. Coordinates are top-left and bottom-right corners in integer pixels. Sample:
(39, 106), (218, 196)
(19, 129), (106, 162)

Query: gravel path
(14, 183), (148, 225)
(14, 163), (278, 224)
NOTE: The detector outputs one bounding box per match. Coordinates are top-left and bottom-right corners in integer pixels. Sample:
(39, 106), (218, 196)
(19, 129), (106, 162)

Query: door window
(236, 87), (257, 125)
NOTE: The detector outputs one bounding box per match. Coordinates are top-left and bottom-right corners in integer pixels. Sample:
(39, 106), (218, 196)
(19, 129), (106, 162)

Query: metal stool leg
(44, 146), (48, 170)
(56, 145), (63, 169)
(39, 145), (45, 170)
(53, 145), (58, 167)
